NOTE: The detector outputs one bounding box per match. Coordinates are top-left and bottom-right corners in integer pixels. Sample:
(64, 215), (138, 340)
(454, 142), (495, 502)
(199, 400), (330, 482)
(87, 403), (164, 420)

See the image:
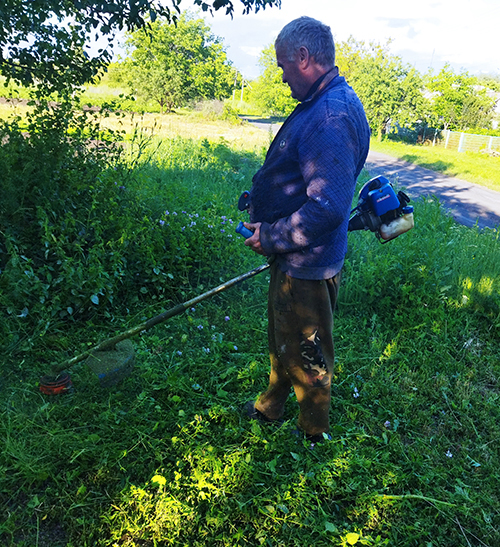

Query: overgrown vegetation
(1, 114), (499, 546)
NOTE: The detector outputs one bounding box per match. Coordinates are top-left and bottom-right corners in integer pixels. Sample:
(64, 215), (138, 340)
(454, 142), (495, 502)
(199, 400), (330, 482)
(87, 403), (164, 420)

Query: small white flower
(17, 307), (29, 318)
(445, 450), (453, 458)
(353, 387), (359, 398)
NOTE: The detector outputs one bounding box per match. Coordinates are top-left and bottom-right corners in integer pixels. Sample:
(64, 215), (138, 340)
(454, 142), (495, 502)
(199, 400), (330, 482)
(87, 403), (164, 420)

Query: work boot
(243, 401), (281, 424)
(306, 432), (332, 445)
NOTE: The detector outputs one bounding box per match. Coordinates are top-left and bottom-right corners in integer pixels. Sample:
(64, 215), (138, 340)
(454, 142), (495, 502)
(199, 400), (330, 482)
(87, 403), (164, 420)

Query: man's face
(275, 46), (309, 101)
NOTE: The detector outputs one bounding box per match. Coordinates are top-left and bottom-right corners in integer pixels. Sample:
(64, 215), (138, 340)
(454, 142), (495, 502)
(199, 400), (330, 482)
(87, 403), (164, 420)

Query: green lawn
(370, 138), (500, 192)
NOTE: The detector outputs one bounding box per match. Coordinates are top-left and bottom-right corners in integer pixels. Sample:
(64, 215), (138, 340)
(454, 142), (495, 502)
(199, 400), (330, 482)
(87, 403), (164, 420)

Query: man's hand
(243, 222), (266, 255)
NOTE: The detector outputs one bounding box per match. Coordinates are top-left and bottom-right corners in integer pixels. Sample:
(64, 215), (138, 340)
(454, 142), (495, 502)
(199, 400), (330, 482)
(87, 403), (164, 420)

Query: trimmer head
(39, 372), (73, 395)
(40, 339), (135, 395)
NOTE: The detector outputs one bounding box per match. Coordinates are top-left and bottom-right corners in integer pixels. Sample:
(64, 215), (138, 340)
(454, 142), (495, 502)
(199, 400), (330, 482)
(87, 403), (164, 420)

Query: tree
(339, 39), (425, 141)
(124, 13), (236, 111)
(425, 65), (496, 131)
(335, 35), (373, 84)
(0, 0), (280, 93)
(248, 43), (297, 116)
(461, 93), (495, 130)
(121, 13), (236, 112)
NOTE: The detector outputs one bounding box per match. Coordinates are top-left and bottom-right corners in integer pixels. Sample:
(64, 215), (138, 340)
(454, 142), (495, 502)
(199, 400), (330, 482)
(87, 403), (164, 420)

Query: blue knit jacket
(249, 69), (370, 280)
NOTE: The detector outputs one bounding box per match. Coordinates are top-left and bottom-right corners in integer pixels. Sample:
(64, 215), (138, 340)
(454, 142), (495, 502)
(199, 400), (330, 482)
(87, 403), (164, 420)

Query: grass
(1, 115), (500, 546)
(370, 138), (500, 192)
(0, 99), (270, 153)
(2, 83), (499, 192)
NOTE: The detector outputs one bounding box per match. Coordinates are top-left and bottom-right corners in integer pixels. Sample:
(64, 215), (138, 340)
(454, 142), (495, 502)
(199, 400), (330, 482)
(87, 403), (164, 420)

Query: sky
(193, 0), (500, 80)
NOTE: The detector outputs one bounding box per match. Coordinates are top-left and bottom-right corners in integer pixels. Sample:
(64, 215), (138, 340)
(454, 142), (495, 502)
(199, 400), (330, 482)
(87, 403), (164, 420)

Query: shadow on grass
(239, 115), (286, 124)
(399, 154), (455, 175)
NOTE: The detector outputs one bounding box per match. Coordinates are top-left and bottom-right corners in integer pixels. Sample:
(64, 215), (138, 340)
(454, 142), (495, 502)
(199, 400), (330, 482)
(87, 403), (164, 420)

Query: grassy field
(1, 113), (500, 546)
(370, 138), (500, 192)
(2, 88), (499, 192)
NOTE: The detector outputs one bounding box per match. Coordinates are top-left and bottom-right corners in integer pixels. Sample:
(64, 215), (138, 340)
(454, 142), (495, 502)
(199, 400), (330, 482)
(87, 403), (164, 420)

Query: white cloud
(196, 0), (500, 78)
(240, 46), (264, 58)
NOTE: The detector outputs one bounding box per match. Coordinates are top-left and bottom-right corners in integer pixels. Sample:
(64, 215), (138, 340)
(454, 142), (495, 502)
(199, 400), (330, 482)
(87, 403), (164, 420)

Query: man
(243, 16), (370, 444)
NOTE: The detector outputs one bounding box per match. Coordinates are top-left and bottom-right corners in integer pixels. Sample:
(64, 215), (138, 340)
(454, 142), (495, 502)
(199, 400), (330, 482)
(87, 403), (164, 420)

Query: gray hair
(275, 16), (335, 68)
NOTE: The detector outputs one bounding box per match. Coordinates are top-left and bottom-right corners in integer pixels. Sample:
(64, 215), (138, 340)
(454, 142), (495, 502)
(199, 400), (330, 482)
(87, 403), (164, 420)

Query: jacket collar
(301, 66), (339, 104)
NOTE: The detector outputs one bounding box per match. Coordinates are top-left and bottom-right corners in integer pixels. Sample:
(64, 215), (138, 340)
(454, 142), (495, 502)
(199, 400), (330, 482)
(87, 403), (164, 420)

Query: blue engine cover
(358, 176), (400, 216)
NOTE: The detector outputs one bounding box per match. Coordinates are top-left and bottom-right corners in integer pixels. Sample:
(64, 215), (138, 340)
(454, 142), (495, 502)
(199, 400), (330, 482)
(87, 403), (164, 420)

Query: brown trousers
(255, 262), (341, 436)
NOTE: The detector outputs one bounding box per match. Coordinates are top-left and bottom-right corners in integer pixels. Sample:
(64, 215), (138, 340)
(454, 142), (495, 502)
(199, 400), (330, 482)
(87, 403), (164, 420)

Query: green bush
(0, 117), (262, 362)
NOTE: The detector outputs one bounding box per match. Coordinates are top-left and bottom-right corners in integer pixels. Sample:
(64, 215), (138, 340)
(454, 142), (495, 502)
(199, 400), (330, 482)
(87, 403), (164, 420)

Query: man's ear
(298, 46), (311, 68)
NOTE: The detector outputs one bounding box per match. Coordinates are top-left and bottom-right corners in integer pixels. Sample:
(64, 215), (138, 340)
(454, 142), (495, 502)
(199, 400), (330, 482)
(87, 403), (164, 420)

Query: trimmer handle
(236, 221), (254, 238)
(238, 190), (251, 211)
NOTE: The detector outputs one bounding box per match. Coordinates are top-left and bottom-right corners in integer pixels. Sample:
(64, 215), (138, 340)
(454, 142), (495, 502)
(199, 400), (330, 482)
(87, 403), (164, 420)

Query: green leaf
(346, 532), (360, 545)
(325, 521), (337, 533)
(151, 474), (167, 487)
(90, 294), (99, 305)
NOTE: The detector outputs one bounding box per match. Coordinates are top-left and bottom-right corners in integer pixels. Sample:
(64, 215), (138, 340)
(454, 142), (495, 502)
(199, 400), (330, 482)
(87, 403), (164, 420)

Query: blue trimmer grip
(236, 221), (254, 239)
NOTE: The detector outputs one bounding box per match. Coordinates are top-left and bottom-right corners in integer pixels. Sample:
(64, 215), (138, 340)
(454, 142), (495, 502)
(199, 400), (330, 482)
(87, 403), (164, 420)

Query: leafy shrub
(0, 119), (261, 359)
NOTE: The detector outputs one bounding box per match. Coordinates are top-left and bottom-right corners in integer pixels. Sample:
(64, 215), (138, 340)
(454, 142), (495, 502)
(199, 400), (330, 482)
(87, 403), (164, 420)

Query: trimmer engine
(348, 176), (414, 242)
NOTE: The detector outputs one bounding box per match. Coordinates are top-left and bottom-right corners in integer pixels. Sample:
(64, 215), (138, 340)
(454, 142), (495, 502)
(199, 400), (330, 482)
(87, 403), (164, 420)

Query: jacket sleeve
(259, 112), (361, 255)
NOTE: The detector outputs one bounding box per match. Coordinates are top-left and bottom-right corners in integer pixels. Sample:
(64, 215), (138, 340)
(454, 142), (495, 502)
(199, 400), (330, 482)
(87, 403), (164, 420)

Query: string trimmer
(40, 177), (413, 394)
(39, 261), (270, 394)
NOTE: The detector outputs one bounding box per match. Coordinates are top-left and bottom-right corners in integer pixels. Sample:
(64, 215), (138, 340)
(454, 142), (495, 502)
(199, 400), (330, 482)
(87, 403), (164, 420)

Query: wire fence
(442, 130), (500, 153)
